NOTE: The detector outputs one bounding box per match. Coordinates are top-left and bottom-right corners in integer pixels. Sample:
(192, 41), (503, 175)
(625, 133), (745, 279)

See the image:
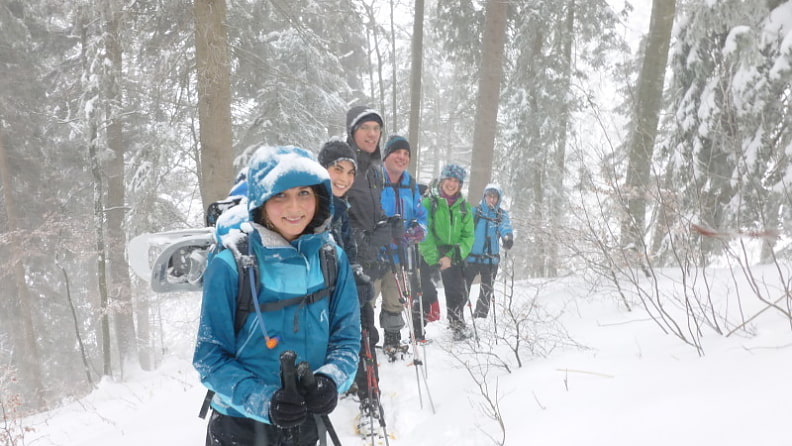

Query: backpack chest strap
(257, 288), (332, 313)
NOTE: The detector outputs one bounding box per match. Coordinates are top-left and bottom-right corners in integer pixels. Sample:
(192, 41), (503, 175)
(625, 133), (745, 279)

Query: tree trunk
(193, 0), (234, 209)
(103, 0), (137, 374)
(390, 0), (399, 132)
(364, 2), (386, 115)
(408, 0), (425, 177)
(468, 0), (508, 201)
(546, 1), (575, 277)
(81, 12), (113, 377)
(0, 125), (46, 409)
(621, 0), (676, 252)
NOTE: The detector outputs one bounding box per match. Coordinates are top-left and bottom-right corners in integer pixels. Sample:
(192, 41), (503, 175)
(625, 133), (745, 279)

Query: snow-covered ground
(21, 264), (792, 445)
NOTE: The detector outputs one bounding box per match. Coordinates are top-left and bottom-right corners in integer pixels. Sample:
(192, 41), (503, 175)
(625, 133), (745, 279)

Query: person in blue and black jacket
(464, 184), (514, 319)
(194, 145), (360, 446)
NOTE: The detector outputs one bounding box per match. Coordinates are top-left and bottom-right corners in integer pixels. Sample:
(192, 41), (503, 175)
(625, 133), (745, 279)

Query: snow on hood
(246, 145), (333, 218)
(482, 183), (503, 208)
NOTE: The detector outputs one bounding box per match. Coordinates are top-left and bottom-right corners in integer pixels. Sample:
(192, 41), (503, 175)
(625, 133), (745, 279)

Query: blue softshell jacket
(193, 145), (361, 425)
(380, 167), (427, 264)
(466, 184), (513, 265)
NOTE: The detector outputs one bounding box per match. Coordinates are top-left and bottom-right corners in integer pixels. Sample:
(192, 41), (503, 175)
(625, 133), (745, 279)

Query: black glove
(388, 214), (405, 241)
(302, 374), (338, 416)
(502, 234), (514, 250)
(355, 273), (374, 305)
(360, 302), (379, 349)
(269, 388), (307, 428)
(360, 300), (376, 332)
(352, 263), (371, 284)
(368, 220), (393, 248)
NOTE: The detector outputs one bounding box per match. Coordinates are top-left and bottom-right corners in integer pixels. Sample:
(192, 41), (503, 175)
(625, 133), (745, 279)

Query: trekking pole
(296, 361), (342, 446)
(391, 244), (435, 414)
(361, 328), (390, 446)
(278, 350), (302, 445)
(407, 244), (429, 377)
(498, 251), (511, 341)
(491, 261), (498, 345)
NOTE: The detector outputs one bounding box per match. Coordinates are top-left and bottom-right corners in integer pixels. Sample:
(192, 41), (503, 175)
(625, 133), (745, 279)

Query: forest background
(1, 0), (791, 428)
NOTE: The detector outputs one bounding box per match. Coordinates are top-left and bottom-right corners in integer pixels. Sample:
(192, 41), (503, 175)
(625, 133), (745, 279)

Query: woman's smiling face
(441, 177), (461, 196)
(326, 160), (356, 197)
(263, 186), (317, 241)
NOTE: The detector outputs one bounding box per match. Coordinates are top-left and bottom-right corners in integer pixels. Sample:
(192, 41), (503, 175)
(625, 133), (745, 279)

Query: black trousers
(206, 410), (319, 446)
(441, 263), (467, 329)
(463, 262), (499, 318)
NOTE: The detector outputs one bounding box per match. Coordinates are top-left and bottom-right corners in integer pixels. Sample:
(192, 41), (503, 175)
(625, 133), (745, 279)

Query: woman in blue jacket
(464, 184), (514, 319)
(194, 145), (361, 446)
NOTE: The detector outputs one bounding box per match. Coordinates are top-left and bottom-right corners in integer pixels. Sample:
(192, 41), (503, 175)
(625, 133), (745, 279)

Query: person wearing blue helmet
(194, 145), (361, 446)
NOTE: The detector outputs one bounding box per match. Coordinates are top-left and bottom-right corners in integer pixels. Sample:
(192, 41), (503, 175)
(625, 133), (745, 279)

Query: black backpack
(198, 232), (338, 419)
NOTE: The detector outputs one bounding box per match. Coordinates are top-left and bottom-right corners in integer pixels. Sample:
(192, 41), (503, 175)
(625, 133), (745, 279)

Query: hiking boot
(343, 382), (359, 398)
(383, 330), (401, 350)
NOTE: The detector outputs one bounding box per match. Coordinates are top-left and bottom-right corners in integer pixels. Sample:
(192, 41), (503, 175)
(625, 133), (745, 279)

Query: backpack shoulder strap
(200, 232), (255, 420)
(232, 234), (256, 334)
(319, 242), (338, 290)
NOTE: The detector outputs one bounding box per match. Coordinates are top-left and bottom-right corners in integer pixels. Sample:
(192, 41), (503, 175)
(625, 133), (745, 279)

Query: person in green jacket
(419, 164), (475, 341)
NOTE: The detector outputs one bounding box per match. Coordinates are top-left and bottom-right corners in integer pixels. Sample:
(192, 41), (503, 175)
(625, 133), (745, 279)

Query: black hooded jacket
(344, 106), (388, 267)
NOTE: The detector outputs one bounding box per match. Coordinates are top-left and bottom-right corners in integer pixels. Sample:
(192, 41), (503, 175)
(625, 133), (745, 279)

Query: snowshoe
(383, 343), (409, 362)
(382, 331), (408, 362)
(129, 228), (215, 292)
(354, 398), (385, 440)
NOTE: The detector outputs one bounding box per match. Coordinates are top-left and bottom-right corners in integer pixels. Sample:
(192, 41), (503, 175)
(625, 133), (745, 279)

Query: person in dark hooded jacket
(342, 105), (398, 430)
(194, 145), (360, 446)
(318, 139), (358, 262)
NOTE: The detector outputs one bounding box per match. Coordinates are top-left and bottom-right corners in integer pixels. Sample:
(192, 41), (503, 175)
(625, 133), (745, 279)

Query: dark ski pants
(441, 263), (467, 330)
(464, 262), (499, 318)
(206, 410), (319, 446)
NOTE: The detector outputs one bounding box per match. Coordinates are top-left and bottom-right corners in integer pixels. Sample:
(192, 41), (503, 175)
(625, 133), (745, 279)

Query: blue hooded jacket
(380, 167), (427, 264)
(193, 145), (361, 424)
(466, 184), (513, 265)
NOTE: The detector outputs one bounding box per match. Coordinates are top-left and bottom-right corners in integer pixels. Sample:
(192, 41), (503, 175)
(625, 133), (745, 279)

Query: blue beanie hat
(440, 163), (467, 184)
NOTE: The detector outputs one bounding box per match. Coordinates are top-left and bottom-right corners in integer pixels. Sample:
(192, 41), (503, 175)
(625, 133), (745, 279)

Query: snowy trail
(21, 275), (792, 446)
